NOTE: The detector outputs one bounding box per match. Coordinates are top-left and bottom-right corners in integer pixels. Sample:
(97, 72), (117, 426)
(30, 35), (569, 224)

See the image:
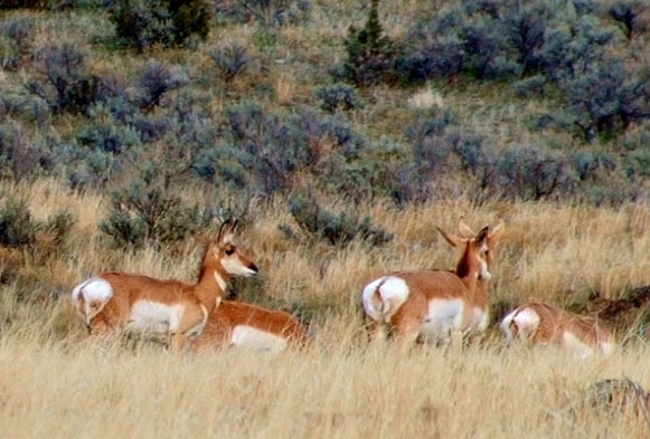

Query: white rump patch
(72, 277), (113, 303)
(361, 276), (410, 322)
(510, 307), (541, 340)
(500, 309), (518, 342)
(420, 298), (464, 342)
(230, 325), (289, 353)
(126, 300), (185, 335)
(221, 258), (257, 277)
(71, 277), (113, 323)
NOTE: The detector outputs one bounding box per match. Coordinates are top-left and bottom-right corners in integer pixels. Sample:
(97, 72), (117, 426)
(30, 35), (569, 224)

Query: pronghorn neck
(455, 243), (480, 291)
(196, 259), (229, 312)
(469, 277), (489, 306)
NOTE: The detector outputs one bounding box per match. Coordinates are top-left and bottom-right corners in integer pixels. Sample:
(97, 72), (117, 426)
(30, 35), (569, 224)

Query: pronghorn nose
(250, 263), (259, 274)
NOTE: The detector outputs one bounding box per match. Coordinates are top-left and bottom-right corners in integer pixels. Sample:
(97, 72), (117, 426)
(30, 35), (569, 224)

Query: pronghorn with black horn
(71, 219), (258, 350)
(361, 219), (504, 347)
(500, 302), (616, 358)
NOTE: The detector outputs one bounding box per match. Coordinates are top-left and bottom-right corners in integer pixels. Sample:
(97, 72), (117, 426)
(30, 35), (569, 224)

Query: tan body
(72, 219), (258, 350)
(501, 302), (616, 357)
(362, 220), (504, 347)
(193, 300), (310, 353)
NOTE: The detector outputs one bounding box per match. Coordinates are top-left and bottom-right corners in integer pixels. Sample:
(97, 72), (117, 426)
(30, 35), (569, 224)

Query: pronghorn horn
(458, 218), (475, 239)
(217, 218), (234, 243)
(489, 220), (505, 238)
(437, 226), (465, 248)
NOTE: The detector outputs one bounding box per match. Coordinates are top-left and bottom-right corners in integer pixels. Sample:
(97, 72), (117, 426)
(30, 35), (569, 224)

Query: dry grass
(2, 180), (650, 437)
(1, 328), (649, 439)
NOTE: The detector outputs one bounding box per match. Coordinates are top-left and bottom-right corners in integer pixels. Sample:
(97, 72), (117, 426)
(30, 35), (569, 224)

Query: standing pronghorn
(71, 219), (258, 350)
(192, 300), (311, 353)
(361, 220), (504, 347)
(500, 302), (616, 358)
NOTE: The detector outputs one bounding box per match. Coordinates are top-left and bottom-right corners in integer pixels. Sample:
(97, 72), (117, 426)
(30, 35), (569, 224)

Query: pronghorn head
(202, 219), (259, 283)
(437, 220), (505, 283)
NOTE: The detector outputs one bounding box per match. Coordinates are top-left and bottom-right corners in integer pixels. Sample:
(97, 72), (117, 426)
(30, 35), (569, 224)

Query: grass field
(2, 179), (650, 438)
(1, 324), (649, 438)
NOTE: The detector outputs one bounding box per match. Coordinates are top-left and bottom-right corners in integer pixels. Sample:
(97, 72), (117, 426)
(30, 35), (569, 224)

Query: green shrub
(0, 199), (37, 249)
(609, 1), (647, 39)
(27, 43), (116, 116)
(0, 0), (56, 10)
(137, 60), (188, 110)
(341, 0), (397, 87)
(0, 123), (51, 182)
(315, 83), (361, 113)
(100, 182), (195, 248)
(215, 0), (310, 27)
(109, 0), (212, 51)
(0, 17), (35, 70)
(208, 42), (251, 83)
(0, 198), (74, 262)
(287, 192), (392, 247)
(99, 158), (209, 248)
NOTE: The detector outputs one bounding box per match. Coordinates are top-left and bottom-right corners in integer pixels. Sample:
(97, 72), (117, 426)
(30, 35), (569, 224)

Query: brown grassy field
(2, 178), (650, 438)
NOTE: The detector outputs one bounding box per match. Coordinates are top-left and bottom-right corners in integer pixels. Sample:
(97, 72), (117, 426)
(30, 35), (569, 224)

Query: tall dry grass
(2, 179), (650, 438)
(1, 328), (649, 439)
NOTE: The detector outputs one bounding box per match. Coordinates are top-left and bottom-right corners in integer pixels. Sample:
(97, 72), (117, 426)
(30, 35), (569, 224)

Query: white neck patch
(478, 259), (491, 281)
(213, 271), (227, 292)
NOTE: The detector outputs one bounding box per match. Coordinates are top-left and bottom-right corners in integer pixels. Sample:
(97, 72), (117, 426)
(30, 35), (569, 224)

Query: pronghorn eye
(225, 246), (235, 255)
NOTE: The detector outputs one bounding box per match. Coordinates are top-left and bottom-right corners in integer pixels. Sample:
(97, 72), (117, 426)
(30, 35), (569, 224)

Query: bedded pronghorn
(361, 220), (504, 347)
(500, 302), (616, 358)
(192, 300), (310, 353)
(71, 219), (258, 350)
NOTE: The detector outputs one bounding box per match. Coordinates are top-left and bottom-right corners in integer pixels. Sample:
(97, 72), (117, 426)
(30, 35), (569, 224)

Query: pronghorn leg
(86, 316), (118, 343)
(394, 320), (421, 350)
(367, 320), (387, 347)
(170, 333), (188, 352)
(444, 329), (464, 356)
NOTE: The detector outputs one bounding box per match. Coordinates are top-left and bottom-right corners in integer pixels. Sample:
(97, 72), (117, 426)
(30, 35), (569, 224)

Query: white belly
(230, 326), (288, 353)
(420, 298), (464, 342)
(126, 300), (185, 335)
(562, 332), (596, 359)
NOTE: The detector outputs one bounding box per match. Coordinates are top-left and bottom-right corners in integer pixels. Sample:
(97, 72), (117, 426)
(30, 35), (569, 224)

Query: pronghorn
(71, 219), (258, 350)
(500, 302), (616, 358)
(361, 220), (504, 347)
(192, 300), (310, 353)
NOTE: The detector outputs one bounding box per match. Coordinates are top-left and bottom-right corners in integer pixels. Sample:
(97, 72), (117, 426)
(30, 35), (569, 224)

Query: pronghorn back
(193, 300), (310, 353)
(71, 219), (258, 350)
(501, 301), (616, 357)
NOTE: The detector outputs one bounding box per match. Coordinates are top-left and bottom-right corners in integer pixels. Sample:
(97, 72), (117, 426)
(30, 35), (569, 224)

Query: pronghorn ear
(458, 218), (475, 239)
(437, 226), (464, 248)
(488, 220), (505, 247)
(217, 218), (236, 244)
(477, 226), (490, 245)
